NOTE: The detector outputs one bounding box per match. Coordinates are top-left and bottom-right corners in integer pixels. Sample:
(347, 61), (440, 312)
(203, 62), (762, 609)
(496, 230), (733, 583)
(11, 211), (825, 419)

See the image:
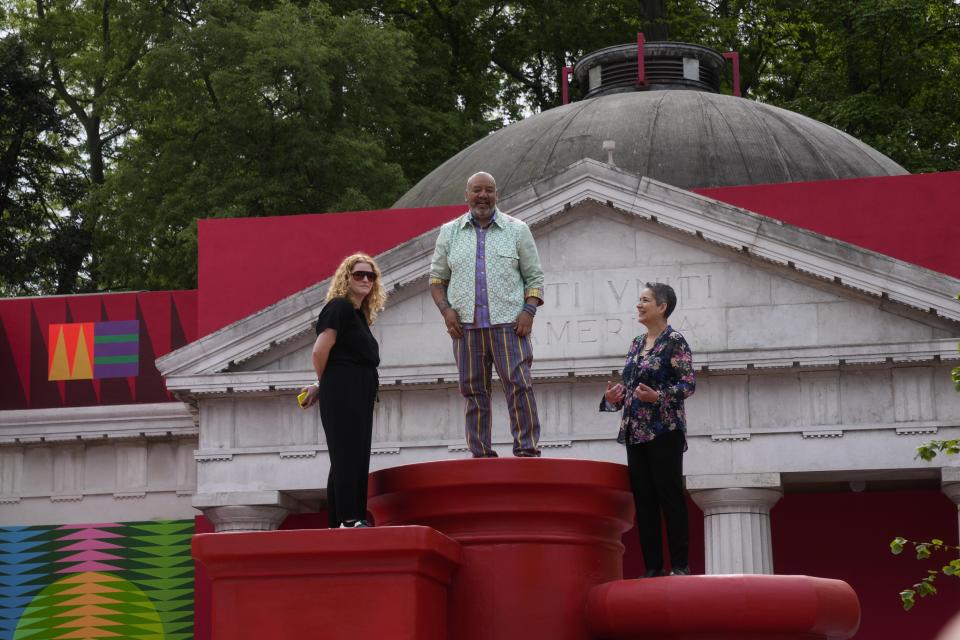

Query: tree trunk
(642, 0), (668, 41)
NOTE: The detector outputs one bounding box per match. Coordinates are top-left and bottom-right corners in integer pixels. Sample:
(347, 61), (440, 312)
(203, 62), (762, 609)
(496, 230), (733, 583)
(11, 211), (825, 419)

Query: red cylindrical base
(368, 458), (636, 640)
(587, 574), (861, 639)
(193, 526), (461, 640)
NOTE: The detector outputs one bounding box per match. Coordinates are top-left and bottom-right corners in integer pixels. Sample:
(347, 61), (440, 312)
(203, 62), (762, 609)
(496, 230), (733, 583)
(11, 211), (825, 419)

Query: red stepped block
(193, 526), (461, 640)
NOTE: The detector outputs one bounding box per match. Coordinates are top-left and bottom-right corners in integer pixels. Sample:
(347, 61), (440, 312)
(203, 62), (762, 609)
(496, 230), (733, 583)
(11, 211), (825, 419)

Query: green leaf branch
(915, 440), (960, 463)
(890, 537), (960, 610)
(893, 359), (960, 613)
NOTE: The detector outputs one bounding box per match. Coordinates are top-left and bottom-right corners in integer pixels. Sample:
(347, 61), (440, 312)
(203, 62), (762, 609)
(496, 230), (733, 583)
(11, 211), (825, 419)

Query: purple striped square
(95, 320), (139, 336)
(94, 362), (139, 379)
(95, 342), (139, 357)
(92, 320), (139, 379)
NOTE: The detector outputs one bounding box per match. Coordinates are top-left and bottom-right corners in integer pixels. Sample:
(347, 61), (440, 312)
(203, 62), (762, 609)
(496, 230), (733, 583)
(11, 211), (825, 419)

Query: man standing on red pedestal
(429, 172), (544, 458)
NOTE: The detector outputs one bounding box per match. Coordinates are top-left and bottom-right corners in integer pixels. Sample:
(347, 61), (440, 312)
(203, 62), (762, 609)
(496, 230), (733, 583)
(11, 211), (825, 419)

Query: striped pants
(453, 326), (541, 457)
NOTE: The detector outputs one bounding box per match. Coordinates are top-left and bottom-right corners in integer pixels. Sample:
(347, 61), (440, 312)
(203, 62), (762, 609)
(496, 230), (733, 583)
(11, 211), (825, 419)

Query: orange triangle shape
(71, 325), (94, 380)
(48, 325), (71, 381)
(58, 615), (122, 628)
(60, 572), (123, 585)
(58, 628), (122, 639)
(60, 594), (117, 606)
(60, 582), (121, 595)
(54, 604), (116, 617)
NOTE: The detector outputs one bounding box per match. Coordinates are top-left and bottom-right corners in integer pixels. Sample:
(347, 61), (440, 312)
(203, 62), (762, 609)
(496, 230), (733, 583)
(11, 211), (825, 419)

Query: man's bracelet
(522, 303), (538, 317)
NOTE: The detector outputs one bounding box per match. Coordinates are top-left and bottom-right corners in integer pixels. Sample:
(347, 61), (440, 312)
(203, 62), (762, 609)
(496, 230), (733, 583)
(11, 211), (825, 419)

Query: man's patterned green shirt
(429, 209), (544, 324)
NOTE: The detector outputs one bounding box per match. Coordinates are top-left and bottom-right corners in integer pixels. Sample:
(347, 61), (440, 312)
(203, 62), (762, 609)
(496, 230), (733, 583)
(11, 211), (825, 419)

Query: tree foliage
(94, 1), (420, 289)
(0, 33), (76, 295)
(4, 0), (177, 293)
(2, 0), (959, 292)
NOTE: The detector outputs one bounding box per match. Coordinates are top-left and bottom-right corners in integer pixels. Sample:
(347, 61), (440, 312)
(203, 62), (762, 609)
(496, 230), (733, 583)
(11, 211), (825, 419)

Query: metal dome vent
(570, 37), (734, 99)
(393, 33), (906, 209)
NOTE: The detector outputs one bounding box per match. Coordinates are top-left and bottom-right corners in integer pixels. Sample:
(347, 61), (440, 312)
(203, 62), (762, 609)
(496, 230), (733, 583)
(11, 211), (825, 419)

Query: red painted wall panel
(695, 172), (960, 279)
(197, 206), (465, 336)
(773, 489), (960, 639)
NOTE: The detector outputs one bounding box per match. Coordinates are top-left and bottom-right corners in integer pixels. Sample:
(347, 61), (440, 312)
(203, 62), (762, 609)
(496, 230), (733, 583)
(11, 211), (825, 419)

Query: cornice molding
(161, 338), (959, 397)
(0, 402), (196, 444)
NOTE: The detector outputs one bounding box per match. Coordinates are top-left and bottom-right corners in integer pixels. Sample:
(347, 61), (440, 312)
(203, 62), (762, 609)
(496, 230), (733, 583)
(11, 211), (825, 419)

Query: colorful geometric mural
(0, 291), (198, 410)
(0, 521), (194, 640)
(48, 321), (140, 381)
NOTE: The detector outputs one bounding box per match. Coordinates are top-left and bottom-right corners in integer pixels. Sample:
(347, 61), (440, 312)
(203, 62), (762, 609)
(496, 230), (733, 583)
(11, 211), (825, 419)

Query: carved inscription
(609, 275), (713, 304)
(535, 318), (626, 346)
(543, 282), (582, 309)
(533, 272), (713, 347)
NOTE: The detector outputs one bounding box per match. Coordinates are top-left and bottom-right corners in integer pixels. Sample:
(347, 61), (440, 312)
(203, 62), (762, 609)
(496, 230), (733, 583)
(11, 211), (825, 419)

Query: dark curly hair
(645, 282), (677, 318)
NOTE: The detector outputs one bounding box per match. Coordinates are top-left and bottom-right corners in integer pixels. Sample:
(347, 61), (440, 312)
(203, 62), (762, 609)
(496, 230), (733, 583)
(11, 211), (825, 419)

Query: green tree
(0, 34), (79, 295)
(92, 0), (417, 289)
(4, 0), (176, 293)
(674, 0), (960, 173)
(4, 0), (959, 294)
(776, 0), (960, 173)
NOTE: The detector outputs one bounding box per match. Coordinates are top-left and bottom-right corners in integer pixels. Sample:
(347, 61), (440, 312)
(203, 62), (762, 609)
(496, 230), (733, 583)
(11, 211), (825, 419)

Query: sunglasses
(351, 270), (377, 282)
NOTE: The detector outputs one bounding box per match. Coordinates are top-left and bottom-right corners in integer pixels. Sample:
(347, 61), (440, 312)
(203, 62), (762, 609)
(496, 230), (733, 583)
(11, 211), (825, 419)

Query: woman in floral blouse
(601, 282), (696, 577)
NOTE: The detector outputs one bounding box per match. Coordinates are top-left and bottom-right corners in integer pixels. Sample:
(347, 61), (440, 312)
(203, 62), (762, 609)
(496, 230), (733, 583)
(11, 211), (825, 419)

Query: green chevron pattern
(0, 521), (195, 640)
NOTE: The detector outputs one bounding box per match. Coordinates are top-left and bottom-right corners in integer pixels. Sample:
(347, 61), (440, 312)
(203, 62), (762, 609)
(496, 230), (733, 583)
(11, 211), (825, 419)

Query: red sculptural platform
(193, 458), (860, 640)
(192, 525), (461, 639)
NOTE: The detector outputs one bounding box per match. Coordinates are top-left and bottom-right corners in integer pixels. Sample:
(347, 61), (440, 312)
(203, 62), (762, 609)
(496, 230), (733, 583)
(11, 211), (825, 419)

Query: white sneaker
(338, 519), (372, 528)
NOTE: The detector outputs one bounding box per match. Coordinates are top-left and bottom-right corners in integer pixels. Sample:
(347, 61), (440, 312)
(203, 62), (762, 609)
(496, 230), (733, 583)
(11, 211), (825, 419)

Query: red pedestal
(587, 574), (861, 639)
(194, 459), (862, 640)
(193, 526), (461, 640)
(368, 458), (637, 640)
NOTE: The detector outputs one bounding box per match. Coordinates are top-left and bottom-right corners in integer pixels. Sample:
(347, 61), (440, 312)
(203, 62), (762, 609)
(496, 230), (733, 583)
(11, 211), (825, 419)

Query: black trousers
(319, 364), (377, 527)
(626, 429), (688, 571)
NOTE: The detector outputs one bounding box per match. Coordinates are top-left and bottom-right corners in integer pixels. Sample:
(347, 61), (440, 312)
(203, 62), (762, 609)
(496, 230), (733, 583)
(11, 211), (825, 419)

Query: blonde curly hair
(325, 253), (387, 324)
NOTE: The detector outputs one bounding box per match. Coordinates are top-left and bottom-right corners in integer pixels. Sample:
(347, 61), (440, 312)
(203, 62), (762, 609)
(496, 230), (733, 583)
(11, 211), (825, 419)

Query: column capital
(194, 490), (306, 532)
(686, 472), (782, 491)
(941, 467), (960, 505)
(688, 486), (784, 515)
(201, 505), (290, 532)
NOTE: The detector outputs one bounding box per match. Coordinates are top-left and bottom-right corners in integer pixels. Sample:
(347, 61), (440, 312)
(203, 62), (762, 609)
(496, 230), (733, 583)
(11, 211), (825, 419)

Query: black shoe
(669, 566), (690, 576)
(339, 519), (372, 528)
(642, 568), (665, 578)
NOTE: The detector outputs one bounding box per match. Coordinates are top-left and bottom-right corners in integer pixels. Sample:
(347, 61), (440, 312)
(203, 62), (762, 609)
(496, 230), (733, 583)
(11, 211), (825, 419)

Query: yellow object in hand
(297, 389), (310, 407)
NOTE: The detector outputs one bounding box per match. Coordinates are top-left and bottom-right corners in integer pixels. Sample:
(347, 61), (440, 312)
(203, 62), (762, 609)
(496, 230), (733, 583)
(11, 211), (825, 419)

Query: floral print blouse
(600, 326), (696, 446)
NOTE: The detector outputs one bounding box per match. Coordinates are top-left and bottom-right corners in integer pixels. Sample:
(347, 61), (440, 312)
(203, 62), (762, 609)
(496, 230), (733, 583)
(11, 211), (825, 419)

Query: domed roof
(393, 90), (907, 208)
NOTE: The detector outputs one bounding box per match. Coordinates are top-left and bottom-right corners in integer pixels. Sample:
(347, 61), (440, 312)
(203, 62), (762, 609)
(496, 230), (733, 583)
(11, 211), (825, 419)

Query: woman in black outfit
(300, 253), (385, 528)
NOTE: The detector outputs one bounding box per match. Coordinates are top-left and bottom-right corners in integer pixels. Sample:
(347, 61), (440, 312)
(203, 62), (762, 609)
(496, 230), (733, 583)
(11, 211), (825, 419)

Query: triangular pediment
(157, 160), (960, 394)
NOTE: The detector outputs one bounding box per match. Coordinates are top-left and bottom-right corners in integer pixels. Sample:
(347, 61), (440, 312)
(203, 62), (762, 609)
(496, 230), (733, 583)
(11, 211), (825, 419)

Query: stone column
(688, 473), (783, 575)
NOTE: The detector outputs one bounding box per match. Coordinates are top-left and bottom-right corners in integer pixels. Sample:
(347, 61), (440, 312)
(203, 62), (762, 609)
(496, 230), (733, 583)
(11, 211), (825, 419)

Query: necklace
(643, 327), (665, 353)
